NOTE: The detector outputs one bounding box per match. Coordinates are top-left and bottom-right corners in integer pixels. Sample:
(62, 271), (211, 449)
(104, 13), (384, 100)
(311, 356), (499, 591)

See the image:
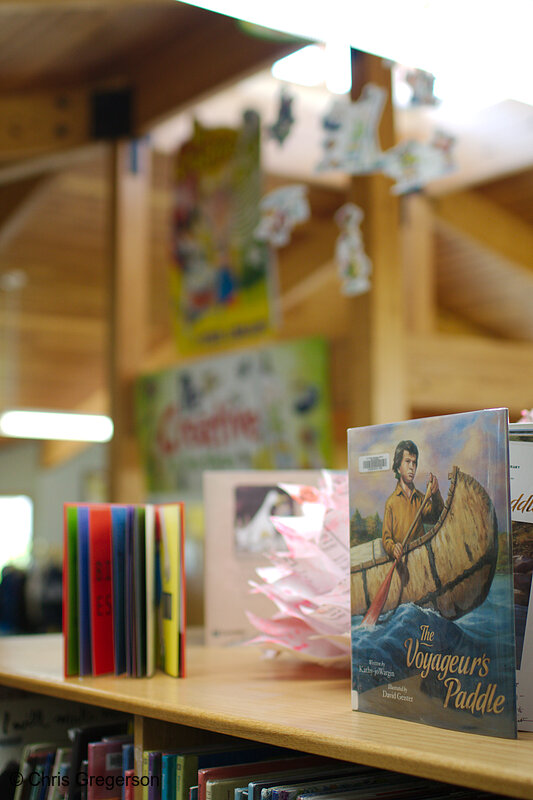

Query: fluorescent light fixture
(271, 43), (351, 94)
(177, 0), (533, 107)
(0, 410), (114, 442)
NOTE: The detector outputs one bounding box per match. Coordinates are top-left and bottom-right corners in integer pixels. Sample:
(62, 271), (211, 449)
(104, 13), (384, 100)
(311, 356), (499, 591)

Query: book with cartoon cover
(349, 408), (516, 737)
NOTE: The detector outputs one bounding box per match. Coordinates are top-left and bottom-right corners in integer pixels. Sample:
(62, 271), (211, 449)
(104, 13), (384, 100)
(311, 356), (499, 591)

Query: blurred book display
(509, 422), (533, 731)
(63, 502), (185, 679)
(135, 336), (332, 495)
(203, 470), (322, 647)
(348, 408), (517, 738)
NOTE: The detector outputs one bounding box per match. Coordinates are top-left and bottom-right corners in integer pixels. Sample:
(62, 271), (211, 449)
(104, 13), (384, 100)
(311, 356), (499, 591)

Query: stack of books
(63, 502), (185, 679)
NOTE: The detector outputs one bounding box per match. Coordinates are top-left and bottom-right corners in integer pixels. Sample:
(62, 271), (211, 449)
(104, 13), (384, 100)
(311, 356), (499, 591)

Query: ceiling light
(0, 410), (114, 443)
(271, 43), (351, 94)
(272, 45), (326, 87)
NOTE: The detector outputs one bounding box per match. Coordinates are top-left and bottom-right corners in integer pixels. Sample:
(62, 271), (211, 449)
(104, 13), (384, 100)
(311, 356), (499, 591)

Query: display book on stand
(62, 501), (186, 679)
(348, 407), (533, 740)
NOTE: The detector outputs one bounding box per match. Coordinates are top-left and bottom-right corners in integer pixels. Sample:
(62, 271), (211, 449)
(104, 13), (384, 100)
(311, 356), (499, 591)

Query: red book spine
(89, 506), (115, 675)
(124, 768), (135, 800)
(62, 504), (69, 678)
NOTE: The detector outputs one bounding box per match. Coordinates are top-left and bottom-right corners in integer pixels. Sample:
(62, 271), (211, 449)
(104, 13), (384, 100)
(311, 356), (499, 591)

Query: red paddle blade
(360, 561), (397, 628)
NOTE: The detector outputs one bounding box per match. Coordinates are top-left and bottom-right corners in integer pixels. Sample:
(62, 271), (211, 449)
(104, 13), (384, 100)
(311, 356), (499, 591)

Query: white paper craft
(334, 203), (372, 297)
(316, 84), (386, 175)
(245, 470), (351, 667)
(254, 184), (310, 247)
(381, 130), (455, 194)
(404, 67), (439, 106)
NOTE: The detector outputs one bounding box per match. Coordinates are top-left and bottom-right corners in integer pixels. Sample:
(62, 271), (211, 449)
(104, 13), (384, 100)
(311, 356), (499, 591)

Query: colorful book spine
(112, 506), (127, 676)
(162, 753), (178, 800)
(89, 506), (115, 676)
(63, 504), (79, 677)
(122, 743), (134, 800)
(124, 769), (135, 800)
(63, 501), (185, 679)
(77, 505), (92, 677)
(87, 740), (124, 800)
(148, 750), (162, 800)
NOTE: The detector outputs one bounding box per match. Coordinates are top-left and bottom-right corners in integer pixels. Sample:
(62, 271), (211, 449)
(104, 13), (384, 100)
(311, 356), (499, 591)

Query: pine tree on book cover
(348, 408), (517, 737)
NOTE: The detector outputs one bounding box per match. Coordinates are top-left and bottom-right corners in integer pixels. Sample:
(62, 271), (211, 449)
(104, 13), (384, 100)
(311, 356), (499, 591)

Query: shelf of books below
(0, 635), (533, 800)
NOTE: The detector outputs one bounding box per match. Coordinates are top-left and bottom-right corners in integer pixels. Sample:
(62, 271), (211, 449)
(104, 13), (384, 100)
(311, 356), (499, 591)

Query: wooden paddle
(360, 479), (433, 628)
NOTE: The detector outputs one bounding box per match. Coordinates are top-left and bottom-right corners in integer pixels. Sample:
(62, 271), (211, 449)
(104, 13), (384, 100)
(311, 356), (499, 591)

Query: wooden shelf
(0, 634), (532, 799)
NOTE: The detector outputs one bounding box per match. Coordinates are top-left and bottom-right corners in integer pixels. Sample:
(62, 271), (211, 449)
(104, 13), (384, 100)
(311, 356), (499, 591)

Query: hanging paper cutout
(255, 184), (310, 248)
(334, 203), (372, 297)
(404, 67), (439, 106)
(316, 83), (386, 174)
(267, 89), (296, 146)
(381, 130), (456, 195)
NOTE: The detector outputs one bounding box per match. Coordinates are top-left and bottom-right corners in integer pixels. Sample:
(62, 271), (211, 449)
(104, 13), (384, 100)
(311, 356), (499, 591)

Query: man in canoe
(382, 440), (444, 561)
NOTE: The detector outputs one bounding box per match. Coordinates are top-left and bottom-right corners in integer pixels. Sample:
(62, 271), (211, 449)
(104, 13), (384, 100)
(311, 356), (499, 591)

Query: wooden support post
(108, 140), (151, 502)
(346, 51), (407, 429)
(401, 193), (436, 334)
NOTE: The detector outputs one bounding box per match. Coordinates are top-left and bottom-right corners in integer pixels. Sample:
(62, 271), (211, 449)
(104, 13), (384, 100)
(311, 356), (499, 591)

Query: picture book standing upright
(348, 408), (517, 737)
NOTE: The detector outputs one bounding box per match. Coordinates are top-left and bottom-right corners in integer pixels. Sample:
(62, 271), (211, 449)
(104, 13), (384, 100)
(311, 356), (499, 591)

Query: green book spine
(66, 505), (79, 676)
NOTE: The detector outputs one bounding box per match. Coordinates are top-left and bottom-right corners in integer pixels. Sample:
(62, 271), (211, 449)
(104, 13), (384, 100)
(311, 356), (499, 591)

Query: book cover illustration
(509, 423), (533, 731)
(135, 337), (332, 495)
(348, 408), (517, 737)
(170, 113), (275, 356)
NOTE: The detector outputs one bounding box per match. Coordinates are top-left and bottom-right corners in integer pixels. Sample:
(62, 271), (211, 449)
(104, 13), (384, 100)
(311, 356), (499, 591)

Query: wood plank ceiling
(0, 1), (303, 421)
(1, 1), (533, 433)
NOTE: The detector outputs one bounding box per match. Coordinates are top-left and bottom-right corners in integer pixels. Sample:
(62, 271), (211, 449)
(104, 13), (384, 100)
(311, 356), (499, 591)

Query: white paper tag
(358, 453), (390, 473)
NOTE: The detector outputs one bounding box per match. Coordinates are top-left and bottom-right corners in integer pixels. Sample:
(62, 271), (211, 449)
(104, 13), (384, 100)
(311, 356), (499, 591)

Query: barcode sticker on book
(106, 752), (123, 771)
(359, 453), (390, 473)
(161, 591), (172, 620)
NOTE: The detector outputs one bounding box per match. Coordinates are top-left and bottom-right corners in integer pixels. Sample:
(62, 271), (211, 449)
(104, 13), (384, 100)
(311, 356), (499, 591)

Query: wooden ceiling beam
(0, 0), (173, 6)
(434, 189), (533, 271)
(0, 89), (92, 159)
(132, 11), (305, 129)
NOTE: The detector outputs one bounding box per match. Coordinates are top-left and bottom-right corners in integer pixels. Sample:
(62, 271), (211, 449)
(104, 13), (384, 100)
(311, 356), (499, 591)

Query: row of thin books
(62, 502), (186, 679)
(4, 723), (503, 800)
(6, 720), (131, 800)
(137, 734), (499, 800)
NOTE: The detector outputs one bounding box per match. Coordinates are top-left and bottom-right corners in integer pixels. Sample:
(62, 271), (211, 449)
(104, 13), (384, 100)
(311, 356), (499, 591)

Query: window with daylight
(0, 495), (33, 573)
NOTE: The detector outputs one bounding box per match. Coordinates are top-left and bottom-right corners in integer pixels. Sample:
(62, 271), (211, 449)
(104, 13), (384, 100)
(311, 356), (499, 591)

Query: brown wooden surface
(108, 140), (151, 502)
(407, 332), (533, 419)
(0, 634), (532, 799)
(346, 51), (407, 427)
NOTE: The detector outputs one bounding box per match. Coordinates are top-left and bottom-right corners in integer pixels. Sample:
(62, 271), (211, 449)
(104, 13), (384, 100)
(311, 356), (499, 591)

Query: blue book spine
(122, 742), (134, 800)
(77, 506), (92, 676)
(125, 506), (135, 676)
(162, 753), (178, 800)
(112, 506), (127, 676)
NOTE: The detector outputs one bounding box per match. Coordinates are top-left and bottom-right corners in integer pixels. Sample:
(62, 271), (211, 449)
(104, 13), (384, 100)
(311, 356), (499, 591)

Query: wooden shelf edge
(1, 635), (533, 799)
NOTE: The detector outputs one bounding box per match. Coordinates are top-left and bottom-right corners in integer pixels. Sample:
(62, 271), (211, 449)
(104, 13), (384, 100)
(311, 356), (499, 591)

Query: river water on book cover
(351, 574), (516, 737)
